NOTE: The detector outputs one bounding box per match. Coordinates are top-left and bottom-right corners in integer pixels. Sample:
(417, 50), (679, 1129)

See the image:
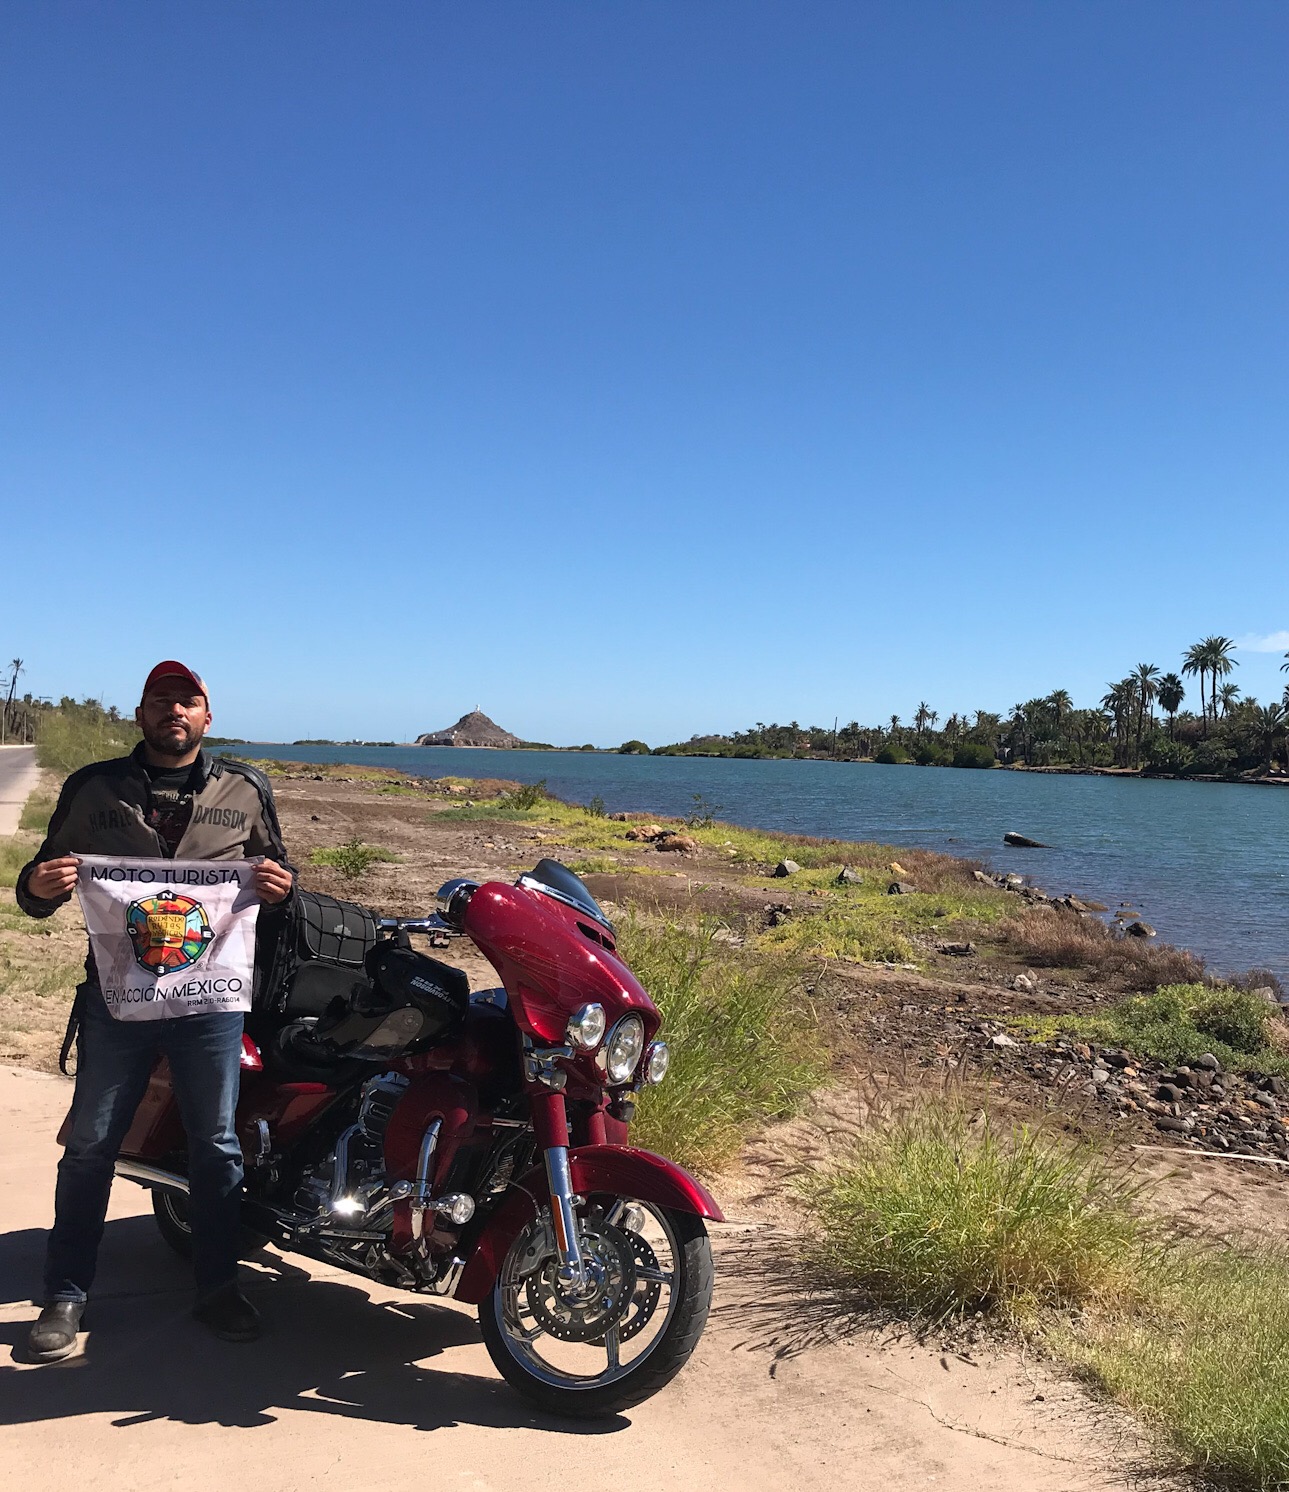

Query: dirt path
(1, 1065), (1167, 1491)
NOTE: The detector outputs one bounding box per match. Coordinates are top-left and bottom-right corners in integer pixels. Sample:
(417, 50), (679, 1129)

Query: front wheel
(478, 1200), (713, 1418)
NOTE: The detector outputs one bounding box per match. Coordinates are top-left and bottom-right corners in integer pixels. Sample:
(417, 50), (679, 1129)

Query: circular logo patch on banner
(125, 893), (215, 974)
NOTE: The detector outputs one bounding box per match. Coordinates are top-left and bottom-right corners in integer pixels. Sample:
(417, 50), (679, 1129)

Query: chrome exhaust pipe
(115, 1159), (190, 1194)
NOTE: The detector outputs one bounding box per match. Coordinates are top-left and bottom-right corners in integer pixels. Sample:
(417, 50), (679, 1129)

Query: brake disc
(525, 1217), (637, 1343)
(616, 1229), (664, 1342)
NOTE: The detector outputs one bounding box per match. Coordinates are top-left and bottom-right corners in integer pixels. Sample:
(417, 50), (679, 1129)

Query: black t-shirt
(143, 761), (196, 856)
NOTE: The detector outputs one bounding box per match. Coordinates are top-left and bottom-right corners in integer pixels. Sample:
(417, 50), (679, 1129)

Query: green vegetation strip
(802, 1105), (1289, 1488)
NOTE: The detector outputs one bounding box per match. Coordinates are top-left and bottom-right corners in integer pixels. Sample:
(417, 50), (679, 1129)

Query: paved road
(0, 1065), (1137, 1492)
(0, 745), (39, 837)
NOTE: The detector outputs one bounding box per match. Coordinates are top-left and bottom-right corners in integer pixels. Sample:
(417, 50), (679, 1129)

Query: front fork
(530, 1087), (588, 1289)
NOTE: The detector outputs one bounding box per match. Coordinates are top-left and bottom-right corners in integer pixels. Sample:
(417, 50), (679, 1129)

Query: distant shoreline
(213, 740), (1289, 789)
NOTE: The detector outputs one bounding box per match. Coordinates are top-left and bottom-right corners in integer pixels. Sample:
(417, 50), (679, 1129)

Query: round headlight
(604, 1014), (646, 1084)
(566, 1002), (607, 1051)
(644, 1041), (670, 1085)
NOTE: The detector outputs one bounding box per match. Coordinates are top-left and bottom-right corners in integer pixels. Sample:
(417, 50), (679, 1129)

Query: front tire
(478, 1203), (713, 1418)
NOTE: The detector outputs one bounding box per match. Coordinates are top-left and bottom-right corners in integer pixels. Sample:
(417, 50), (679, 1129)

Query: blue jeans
(45, 991), (245, 1303)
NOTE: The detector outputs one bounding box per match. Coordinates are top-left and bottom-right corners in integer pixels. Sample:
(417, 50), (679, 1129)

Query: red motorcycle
(107, 860), (722, 1416)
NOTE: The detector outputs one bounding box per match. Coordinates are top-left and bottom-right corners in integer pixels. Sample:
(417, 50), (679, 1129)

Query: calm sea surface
(233, 745), (1289, 984)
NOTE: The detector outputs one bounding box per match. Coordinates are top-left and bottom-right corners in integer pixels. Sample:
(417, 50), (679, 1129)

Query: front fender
(453, 1145), (724, 1305)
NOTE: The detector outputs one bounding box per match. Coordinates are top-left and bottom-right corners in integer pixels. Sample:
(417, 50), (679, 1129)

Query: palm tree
(1281, 652), (1289, 675)
(1253, 703), (1287, 774)
(1218, 682), (1242, 717)
(1101, 680), (1137, 767)
(1182, 641), (1208, 729)
(1132, 663), (1161, 759)
(914, 702), (931, 736)
(1046, 689), (1072, 755)
(1157, 673), (1184, 737)
(1205, 636), (1238, 723)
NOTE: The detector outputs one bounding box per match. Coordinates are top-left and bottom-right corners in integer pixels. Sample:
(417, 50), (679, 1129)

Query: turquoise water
(237, 745), (1289, 984)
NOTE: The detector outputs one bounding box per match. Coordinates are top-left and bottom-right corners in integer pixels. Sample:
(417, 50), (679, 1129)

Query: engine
(295, 1072), (409, 1217)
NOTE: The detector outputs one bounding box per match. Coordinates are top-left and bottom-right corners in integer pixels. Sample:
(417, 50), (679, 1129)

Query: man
(17, 661), (295, 1361)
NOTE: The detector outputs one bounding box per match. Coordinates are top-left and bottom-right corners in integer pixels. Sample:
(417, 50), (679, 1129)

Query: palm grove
(649, 637), (1289, 776)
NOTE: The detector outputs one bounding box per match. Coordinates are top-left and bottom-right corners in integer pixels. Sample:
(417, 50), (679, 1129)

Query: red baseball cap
(141, 661), (208, 702)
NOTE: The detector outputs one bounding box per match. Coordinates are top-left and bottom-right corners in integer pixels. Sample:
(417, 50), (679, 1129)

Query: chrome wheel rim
(493, 1199), (680, 1392)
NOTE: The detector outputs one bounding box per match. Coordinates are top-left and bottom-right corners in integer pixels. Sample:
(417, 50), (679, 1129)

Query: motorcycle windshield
(517, 858), (614, 934)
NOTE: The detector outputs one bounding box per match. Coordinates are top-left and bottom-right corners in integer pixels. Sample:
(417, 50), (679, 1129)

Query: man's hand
(252, 859), (294, 905)
(27, 856), (80, 901)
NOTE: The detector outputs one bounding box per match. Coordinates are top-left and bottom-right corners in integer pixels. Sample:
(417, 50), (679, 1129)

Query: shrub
(37, 703), (140, 775)
(951, 742), (997, 769)
(506, 779), (548, 810)
(912, 742), (950, 766)
(800, 1105), (1145, 1324)
(1187, 741), (1235, 777)
(1021, 983), (1286, 1074)
(1143, 738), (1194, 775)
(308, 838), (399, 883)
(874, 744), (910, 764)
(618, 915), (822, 1175)
(587, 795), (606, 818)
(618, 740), (650, 754)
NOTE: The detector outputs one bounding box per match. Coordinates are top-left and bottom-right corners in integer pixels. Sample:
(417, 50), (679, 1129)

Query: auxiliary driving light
(605, 1014), (646, 1084)
(644, 1040), (670, 1085)
(566, 1002), (607, 1050)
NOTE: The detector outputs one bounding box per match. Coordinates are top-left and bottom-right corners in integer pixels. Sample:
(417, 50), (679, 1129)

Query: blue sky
(2, 3), (1286, 745)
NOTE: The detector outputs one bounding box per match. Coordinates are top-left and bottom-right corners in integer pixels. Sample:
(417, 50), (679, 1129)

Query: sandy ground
(1, 1064), (1173, 1491)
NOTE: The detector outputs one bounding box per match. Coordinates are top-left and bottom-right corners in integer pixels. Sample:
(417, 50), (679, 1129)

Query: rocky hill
(415, 709), (521, 748)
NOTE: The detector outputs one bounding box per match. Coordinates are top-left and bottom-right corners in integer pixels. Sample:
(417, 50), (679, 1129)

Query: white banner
(76, 855), (262, 1021)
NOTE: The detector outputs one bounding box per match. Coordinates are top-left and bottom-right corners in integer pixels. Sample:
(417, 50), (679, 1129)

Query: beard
(142, 718), (203, 759)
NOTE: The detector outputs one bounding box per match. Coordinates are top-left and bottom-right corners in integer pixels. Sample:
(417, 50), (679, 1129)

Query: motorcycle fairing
(453, 1144), (724, 1305)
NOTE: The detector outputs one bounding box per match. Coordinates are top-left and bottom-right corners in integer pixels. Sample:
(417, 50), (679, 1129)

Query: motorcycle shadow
(0, 1218), (626, 1435)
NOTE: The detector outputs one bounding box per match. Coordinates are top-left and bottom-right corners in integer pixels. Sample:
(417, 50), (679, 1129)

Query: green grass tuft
(800, 1105), (1147, 1324)
(1064, 1248), (1289, 1489)
(19, 793), (56, 834)
(0, 840), (33, 891)
(617, 915), (824, 1175)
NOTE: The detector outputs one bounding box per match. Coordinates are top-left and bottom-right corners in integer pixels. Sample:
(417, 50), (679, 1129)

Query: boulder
(1003, 832), (1051, 848)
(773, 859), (801, 877)
(656, 834), (698, 853)
(763, 902), (793, 927)
(972, 869), (994, 885)
(936, 941), (975, 957)
(1012, 974), (1036, 993)
(1002, 874), (1025, 890)
(1125, 921), (1157, 938)
(836, 866), (863, 885)
(988, 1032), (1019, 1049)
(1196, 1052), (1222, 1072)
(889, 861), (909, 877)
